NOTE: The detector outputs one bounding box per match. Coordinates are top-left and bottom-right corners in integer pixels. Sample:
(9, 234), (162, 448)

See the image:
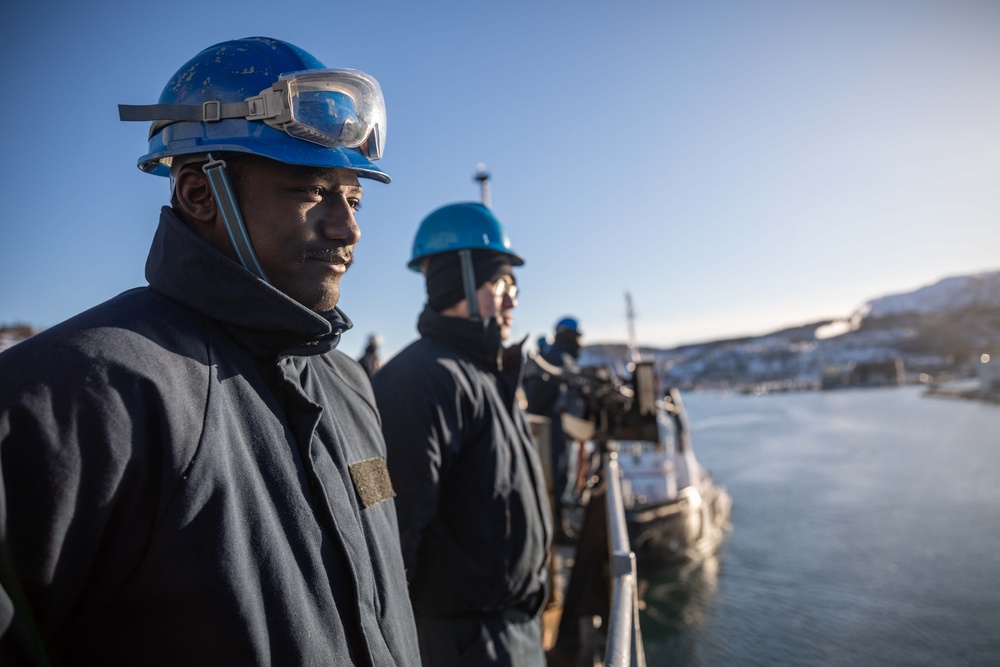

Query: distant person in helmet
(524, 317), (584, 542)
(358, 333), (383, 378)
(0, 37), (418, 666)
(372, 203), (552, 666)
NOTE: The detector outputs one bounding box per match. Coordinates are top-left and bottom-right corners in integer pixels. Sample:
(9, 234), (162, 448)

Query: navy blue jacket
(0, 207), (419, 666)
(372, 308), (551, 619)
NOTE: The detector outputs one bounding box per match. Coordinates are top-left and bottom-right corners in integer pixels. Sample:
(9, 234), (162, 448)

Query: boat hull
(626, 478), (732, 568)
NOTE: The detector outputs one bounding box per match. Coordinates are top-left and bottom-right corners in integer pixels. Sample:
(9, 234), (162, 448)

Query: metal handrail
(603, 452), (646, 667)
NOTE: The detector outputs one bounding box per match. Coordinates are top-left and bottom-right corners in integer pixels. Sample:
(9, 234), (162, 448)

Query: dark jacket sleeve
(0, 334), (200, 664)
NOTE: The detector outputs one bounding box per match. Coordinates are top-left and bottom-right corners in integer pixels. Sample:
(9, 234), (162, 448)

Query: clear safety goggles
(119, 68), (386, 160)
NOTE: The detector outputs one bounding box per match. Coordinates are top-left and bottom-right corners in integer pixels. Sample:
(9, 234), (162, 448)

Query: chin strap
(458, 248), (480, 321)
(201, 154), (270, 282)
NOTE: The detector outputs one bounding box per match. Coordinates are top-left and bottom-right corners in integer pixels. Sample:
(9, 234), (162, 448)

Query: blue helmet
(555, 317), (582, 335)
(408, 202), (524, 272)
(120, 36), (389, 183)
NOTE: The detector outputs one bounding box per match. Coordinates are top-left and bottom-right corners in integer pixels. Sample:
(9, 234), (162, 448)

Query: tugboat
(614, 384), (733, 568)
(551, 291), (733, 571)
(534, 355), (732, 665)
(553, 361), (733, 570)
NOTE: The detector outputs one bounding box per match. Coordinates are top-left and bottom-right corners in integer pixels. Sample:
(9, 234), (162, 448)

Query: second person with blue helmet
(372, 202), (553, 666)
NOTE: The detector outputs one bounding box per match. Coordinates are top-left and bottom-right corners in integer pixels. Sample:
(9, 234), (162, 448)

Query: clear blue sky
(1, 1), (998, 360)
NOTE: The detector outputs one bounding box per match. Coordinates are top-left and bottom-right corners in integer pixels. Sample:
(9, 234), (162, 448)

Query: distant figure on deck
(372, 202), (551, 666)
(524, 316), (584, 543)
(358, 333), (383, 378)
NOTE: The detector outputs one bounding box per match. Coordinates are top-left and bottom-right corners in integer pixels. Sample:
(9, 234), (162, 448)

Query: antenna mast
(474, 163), (491, 208)
(625, 290), (640, 364)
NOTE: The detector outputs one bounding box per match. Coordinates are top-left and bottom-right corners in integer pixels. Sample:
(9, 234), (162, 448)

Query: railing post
(603, 452), (646, 667)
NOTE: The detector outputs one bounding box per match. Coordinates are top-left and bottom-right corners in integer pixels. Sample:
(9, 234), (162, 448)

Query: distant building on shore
(977, 353), (1000, 398)
(821, 359), (905, 390)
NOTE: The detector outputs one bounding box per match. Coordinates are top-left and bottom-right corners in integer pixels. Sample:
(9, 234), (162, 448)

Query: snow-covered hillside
(581, 269), (1000, 389)
(864, 270), (1000, 318)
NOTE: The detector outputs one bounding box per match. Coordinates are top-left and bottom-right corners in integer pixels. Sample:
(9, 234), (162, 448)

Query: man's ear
(173, 166), (217, 227)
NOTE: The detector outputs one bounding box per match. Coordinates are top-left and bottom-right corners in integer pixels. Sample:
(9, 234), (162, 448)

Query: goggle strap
(458, 249), (480, 321)
(119, 101), (252, 123)
(202, 157), (270, 283)
(120, 102), (258, 140)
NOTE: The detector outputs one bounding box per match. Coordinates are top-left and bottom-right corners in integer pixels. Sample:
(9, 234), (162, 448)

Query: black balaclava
(425, 250), (512, 313)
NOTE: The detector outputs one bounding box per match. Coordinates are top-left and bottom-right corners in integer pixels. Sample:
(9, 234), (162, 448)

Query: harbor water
(640, 386), (1000, 666)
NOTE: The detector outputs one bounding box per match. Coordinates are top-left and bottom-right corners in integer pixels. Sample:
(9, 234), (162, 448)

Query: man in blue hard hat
(0, 37), (419, 666)
(524, 317), (585, 543)
(372, 203), (552, 666)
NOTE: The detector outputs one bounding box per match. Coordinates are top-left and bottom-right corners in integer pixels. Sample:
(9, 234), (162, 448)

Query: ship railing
(602, 451), (646, 667)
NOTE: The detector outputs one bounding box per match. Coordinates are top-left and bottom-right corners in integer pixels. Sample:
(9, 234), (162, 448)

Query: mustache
(301, 247), (354, 267)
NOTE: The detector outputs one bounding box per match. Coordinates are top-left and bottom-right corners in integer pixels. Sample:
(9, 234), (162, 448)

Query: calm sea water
(640, 386), (1000, 667)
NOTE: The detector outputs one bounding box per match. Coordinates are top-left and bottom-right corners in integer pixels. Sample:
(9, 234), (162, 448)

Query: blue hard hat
(408, 202), (524, 271)
(555, 317), (582, 335)
(127, 37), (389, 183)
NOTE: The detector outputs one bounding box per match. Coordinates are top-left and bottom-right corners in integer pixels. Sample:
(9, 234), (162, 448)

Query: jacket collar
(416, 305), (505, 371)
(416, 305), (528, 381)
(145, 206), (351, 358)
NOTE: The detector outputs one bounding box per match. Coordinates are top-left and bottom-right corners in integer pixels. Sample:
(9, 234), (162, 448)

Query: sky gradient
(1, 1), (997, 360)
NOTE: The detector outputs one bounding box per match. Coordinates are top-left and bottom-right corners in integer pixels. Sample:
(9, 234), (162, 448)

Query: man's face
(230, 156), (363, 313)
(477, 274), (518, 341)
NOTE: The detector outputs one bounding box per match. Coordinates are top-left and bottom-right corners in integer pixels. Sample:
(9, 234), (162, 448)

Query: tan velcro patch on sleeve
(348, 457), (396, 508)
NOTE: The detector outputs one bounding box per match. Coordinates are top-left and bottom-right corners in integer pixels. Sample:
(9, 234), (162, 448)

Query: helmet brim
(139, 120), (390, 183)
